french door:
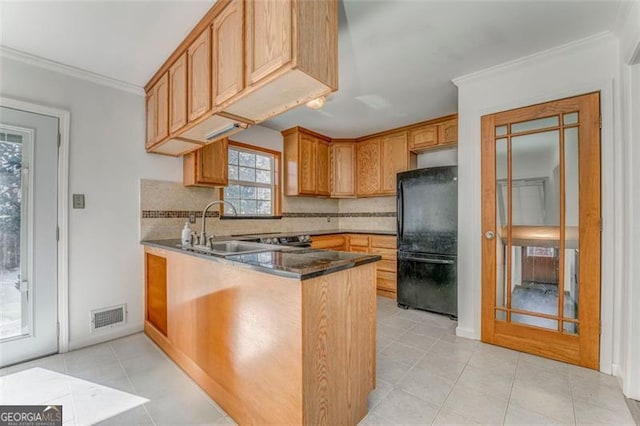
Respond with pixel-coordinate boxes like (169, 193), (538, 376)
(481, 92), (601, 369)
(0, 106), (59, 367)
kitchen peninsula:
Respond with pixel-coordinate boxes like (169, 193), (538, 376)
(142, 240), (380, 425)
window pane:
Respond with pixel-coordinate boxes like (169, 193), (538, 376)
(240, 185), (256, 199)
(256, 155), (271, 170)
(256, 187), (271, 200)
(239, 167), (255, 182)
(225, 201), (239, 215)
(229, 165), (238, 180)
(257, 201), (271, 215)
(495, 125), (507, 136)
(239, 152), (255, 167)
(563, 112), (578, 125)
(256, 169), (271, 184)
(229, 149), (239, 165)
(240, 200), (256, 215)
(511, 116), (559, 133)
(224, 185), (240, 199)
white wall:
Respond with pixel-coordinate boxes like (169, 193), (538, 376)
(0, 56), (182, 349)
(452, 33), (620, 375)
(417, 147), (457, 168)
(616, 0), (640, 400)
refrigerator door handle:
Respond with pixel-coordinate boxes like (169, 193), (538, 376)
(397, 181), (404, 239)
(400, 256), (455, 265)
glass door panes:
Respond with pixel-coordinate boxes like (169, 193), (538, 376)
(225, 146), (274, 216)
(0, 131), (28, 340)
(493, 113), (581, 334)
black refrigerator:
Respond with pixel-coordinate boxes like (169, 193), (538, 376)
(396, 166), (458, 317)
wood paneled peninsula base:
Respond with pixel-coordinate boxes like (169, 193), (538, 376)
(142, 241), (380, 425)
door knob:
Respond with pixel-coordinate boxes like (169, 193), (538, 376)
(485, 231), (495, 240)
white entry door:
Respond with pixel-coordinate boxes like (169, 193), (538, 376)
(0, 106), (59, 367)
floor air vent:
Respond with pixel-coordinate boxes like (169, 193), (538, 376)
(91, 304), (126, 332)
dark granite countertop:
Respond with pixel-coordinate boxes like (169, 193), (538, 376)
(232, 229), (396, 238)
(142, 239), (381, 280)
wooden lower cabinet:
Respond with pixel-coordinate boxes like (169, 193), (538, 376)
(143, 246), (376, 425)
(310, 234), (346, 251)
(145, 250), (168, 336)
(344, 234), (397, 299)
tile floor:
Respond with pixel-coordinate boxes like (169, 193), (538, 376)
(0, 296), (635, 425)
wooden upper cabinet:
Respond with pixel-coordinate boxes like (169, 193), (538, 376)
(145, 89), (157, 149)
(155, 73), (169, 143)
(213, 0), (244, 106)
(408, 116), (458, 152)
(409, 124), (438, 151)
(356, 138), (381, 196)
(145, 72), (169, 148)
(381, 131), (408, 194)
(188, 28), (212, 121)
(283, 127), (330, 196)
(438, 118), (458, 146)
(330, 141), (356, 197)
(245, 0), (292, 86)
(298, 134), (317, 194)
(316, 140), (330, 196)
(169, 54), (188, 133)
(183, 138), (229, 187)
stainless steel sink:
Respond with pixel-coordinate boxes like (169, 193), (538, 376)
(184, 240), (281, 257)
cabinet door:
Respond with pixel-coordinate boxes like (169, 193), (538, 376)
(155, 72), (169, 143)
(188, 28), (211, 121)
(169, 53), (188, 133)
(356, 138), (381, 196)
(316, 139), (330, 196)
(299, 134), (317, 194)
(381, 132), (408, 194)
(245, 0), (292, 85)
(213, 0), (244, 105)
(145, 252), (167, 336)
(330, 142), (356, 197)
(197, 138), (229, 186)
(409, 124), (438, 151)
(438, 118), (458, 146)
(145, 89), (156, 149)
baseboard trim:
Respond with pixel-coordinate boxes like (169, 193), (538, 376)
(625, 397), (640, 425)
(67, 322), (143, 351)
(455, 326), (478, 340)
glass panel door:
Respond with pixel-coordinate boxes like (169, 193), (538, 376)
(481, 93), (601, 369)
(0, 129), (31, 341)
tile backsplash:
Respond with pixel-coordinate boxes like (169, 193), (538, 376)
(139, 179), (396, 240)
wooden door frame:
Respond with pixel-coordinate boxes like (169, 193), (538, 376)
(480, 92), (601, 369)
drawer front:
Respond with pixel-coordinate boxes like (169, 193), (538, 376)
(377, 270), (397, 281)
(376, 259), (397, 272)
(349, 246), (369, 254)
(348, 235), (370, 247)
(370, 235), (396, 249)
(311, 235), (345, 250)
(377, 276), (397, 292)
(369, 247), (397, 260)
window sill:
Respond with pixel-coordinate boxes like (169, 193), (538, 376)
(220, 215), (283, 220)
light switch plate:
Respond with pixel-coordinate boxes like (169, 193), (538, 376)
(73, 194), (85, 209)
(189, 211), (196, 224)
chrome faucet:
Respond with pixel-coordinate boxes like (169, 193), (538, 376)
(198, 200), (238, 246)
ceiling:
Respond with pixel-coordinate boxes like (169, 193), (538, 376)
(0, 0), (626, 138)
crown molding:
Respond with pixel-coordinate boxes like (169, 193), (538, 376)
(0, 45), (145, 96)
(452, 31), (616, 87)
